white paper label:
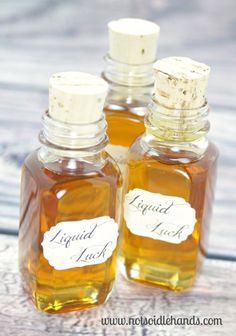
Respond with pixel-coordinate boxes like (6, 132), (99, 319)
(124, 189), (197, 244)
(41, 216), (119, 270)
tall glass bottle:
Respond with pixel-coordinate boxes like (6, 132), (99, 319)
(120, 57), (218, 291)
(102, 18), (160, 173)
(19, 72), (122, 313)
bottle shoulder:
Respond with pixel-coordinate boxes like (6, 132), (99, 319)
(104, 105), (146, 120)
(126, 137), (218, 195)
(22, 148), (122, 190)
(128, 135), (218, 167)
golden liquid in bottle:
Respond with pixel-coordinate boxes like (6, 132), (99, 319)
(104, 107), (145, 174)
(120, 140), (218, 291)
(105, 107), (145, 147)
(19, 150), (121, 313)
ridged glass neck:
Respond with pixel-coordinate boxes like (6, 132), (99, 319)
(141, 100), (210, 162)
(102, 55), (155, 115)
(103, 54), (155, 87)
(39, 111), (108, 155)
(145, 100), (210, 142)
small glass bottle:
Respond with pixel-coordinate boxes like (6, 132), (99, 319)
(19, 72), (122, 313)
(102, 18), (160, 173)
(120, 57), (218, 291)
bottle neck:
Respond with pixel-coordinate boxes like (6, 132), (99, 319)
(142, 100), (210, 161)
(40, 111), (107, 150)
(39, 111), (108, 159)
(102, 54), (155, 115)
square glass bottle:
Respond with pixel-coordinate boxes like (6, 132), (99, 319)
(19, 72), (122, 313)
(120, 57), (218, 291)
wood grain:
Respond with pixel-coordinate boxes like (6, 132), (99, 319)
(0, 1), (235, 334)
(0, 234), (235, 335)
(0, 1), (235, 255)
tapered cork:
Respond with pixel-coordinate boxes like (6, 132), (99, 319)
(49, 72), (108, 124)
(108, 18), (160, 65)
(153, 57), (210, 109)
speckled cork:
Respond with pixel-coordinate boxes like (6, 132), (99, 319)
(108, 18), (160, 65)
(49, 72), (108, 124)
(153, 57), (210, 109)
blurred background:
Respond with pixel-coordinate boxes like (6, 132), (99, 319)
(0, 0), (235, 258)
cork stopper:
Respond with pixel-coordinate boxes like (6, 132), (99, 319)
(153, 57), (210, 109)
(49, 72), (108, 124)
(108, 18), (160, 65)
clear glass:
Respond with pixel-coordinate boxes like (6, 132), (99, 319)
(102, 55), (155, 173)
(19, 115), (122, 313)
(119, 102), (218, 291)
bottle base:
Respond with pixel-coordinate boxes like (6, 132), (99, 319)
(23, 281), (114, 314)
(118, 258), (196, 291)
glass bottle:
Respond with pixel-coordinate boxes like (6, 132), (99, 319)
(102, 18), (160, 173)
(19, 72), (122, 313)
(120, 57), (218, 291)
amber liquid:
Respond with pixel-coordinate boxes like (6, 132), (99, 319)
(104, 107), (145, 174)
(19, 150), (121, 313)
(120, 137), (218, 291)
(105, 107), (145, 147)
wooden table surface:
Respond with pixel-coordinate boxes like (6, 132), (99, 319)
(0, 0), (235, 335)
